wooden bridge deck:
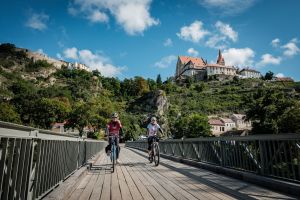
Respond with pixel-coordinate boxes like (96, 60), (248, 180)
(44, 147), (297, 200)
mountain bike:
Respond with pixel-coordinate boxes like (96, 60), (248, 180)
(149, 136), (160, 166)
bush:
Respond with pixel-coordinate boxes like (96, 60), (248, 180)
(25, 60), (53, 72)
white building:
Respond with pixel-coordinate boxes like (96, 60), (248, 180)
(230, 114), (252, 130)
(206, 64), (236, 76)
(239, 68), (261, 79)
(175, 50), (236, 81)
(209, 119), (225, 136)
(220, 118), (236, 132)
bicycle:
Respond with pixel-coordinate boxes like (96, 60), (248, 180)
(109, 135), (118, 173)
(149, 136), (160, 166)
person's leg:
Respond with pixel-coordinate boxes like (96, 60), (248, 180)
(148, 136), (153, 157)
(116, 137), (120, 159)
(106, 137), (112, 154)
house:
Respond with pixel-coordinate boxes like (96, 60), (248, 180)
(51, 122), (65, 133)
(208, 119), (225, 136)
(230, 114), (252, 130)
(274, 77), (294, 82)
(220, 118), (236, 132)
(175, 50), (236, 81)
(175, 56), (207, 80)
(239, 68), (261, 79)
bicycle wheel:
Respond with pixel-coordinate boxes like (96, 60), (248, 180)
(153, 143), (160, 166)
(111, 144), (116, 173)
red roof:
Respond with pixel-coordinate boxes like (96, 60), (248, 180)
(179, 56), (206, 67)
(209, 119), (224, 126)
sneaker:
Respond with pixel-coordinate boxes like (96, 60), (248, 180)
(116, 159), (121, 164)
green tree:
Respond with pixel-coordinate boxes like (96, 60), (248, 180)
(264, 71), (274, 80)
(278, 103), (300, 133)
(173, 113), (212, 138)
(66, 101), (93, 136)
(246, 89), (295, 134)
(0, 102), (21, 123)
(32, 97), (71, 129)
(156, 74), (162, 87)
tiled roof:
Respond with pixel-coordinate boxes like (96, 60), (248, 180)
(179, 56), (206, 67)
(209, 119), (224, 126)
(240, 68), (260, 73)
(231, 114), (246, 120)
(221, 118), (234, 123)
(275, 77), (294, 82)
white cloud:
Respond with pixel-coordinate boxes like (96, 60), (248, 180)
(63, 47), (78, 60)
(281, 41), (300, 57)
(69, 0), (159, 35)
(61, 47), (125, 76)
(197, 0), (257, 15)
(78, 49), (125, 77)
(25, 12), (49, 31)
(275, 73), (285, 78)
(223, 48), (255, 66)
(154, 55), (177, 68)
(36, 49), (45, 55)
(87, 10), (109, 23)
(163, 38), (173, 47)
(56, 53), (62, 59)
(291, 38), (299, 43)
(256, 53), (282, 67)
(177, 20), (209, 43)
(215, 21), (238, 42)
(206, 35), (227, 49)
(271, 38), (280, 48)
(187, 48), (199, 57)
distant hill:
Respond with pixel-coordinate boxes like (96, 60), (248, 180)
(1, 43), (300, 138)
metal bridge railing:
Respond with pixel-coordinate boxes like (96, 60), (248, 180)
(126, 134), (300, 183)
(0, 121), (106, 200)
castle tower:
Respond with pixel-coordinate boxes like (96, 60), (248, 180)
(217, 49), (225, 66)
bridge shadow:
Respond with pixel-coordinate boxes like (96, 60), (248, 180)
(129, 149), (296, 200)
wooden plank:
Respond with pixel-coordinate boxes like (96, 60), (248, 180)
(111, 165), (122, 200)
(100, 156), (112, 200)
(125, 155), (176, 200)
(67, 174), (92, 200)
(122, 156), (154, 200)
(146, 185), (165, 200)
(89, 167), (106, 200)
(79, 173), (99, 199)
(119, 159), (143, 200)
(116, 166), (133, 200)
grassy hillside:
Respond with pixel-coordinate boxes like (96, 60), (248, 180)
(1, 43), (300, 139)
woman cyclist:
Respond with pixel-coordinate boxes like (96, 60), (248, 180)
(147, 117), (163, 160)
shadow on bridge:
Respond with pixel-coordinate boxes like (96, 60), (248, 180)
(45, 147), (297, 200)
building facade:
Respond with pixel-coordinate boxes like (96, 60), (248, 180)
(239, 68), (261, 79)
(175, 50), (236, 81)
(230, 114), (252, 130)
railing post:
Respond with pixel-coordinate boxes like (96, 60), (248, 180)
(258, 140), (266, 176)
(27, 138), (40, 200)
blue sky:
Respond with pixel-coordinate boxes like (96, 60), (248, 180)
(0, 0), (299, 80)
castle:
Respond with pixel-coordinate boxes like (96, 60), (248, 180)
(175, 50), (261, 81)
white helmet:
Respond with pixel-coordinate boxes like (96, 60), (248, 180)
(151, 117), (157, 122)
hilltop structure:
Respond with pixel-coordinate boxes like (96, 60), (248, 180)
(175, 50), (262, 81)
(21, 48), (91, 72)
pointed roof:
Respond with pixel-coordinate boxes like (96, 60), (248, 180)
(178, 56), (206, 67)
(217, 49), (225, 66)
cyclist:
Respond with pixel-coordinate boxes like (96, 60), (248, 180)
(147, 117), (163, 160)
(105, 112), (123, 163)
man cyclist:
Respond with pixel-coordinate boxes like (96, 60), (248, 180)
(147, 117), (163, 160)
(105, 112), (123, 163)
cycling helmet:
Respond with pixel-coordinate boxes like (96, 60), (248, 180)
(151, 117), (157, 122)
(111, 112), (119, 118)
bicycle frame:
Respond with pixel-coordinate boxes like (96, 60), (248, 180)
(109, 135), (118, 172)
